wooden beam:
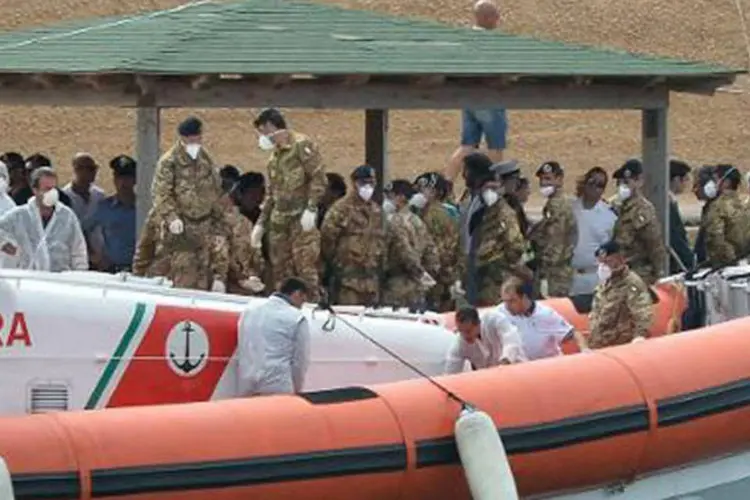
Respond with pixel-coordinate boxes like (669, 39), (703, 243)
(641, 108), (671, 274)
(259, 74), (292, 88)
(190, 74), (217, 90)
(364, 109), (389, 203)
(0, 75), (677, 109)
(135, 107), (161, 240)
(410, 75), (446, 87)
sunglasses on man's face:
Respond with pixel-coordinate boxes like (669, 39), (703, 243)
(586, 179), (606, 189)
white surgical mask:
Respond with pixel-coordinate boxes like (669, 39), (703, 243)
(0, 178), (7, 193)
(258, 135), (275, 151)
(358, 184), (374, 201)
(42, 188), (59, 207)
(703, 180), (718, 199)
(409, 192), (428, 209)
(597, 263), (612, 283)
(482, 189), (499, 207)
(617, 184), (632, 201)
(382, 199), (396, 214)
(540, 185), (556, 198)
(185, 143), (201, 160)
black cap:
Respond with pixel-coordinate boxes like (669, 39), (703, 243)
(414, 172), (441, 190)
(715, 163), (740, 182)
(109, 155), (136, 177)
(351, 164), (375, 181)
(491, 159), (520, 179)
(536, 161), (564, 177)
(613, 159), (643, 180)
(595, 240), (621, 258)
(177, 116), (202, 137)
(669, 159), (691, 180)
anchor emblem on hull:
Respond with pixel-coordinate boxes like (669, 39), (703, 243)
(165, 320), (210, 377)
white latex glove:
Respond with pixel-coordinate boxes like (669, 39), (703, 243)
(300, 208), (317, 232)
(450, 280), (466, 299)
(169, 218), (184, 235)
(540, 279), (549, 297)
(631, 336), (646, 344)
(420, 272), (437, 289)
(241, 276), (266, 293)
(211, 278), (226, 293)
(250, 224), (264, 249)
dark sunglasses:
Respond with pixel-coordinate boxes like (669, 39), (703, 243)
(586, 179), (606, 189)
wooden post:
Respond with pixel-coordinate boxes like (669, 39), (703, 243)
(641, 108), (671, 274)
(135, 107), (161, 239)
(364, 109), (389, 202)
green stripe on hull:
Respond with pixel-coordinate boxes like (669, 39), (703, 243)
(85, 302), (147, 410)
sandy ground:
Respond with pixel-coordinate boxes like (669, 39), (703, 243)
(0, 0), (747, 207)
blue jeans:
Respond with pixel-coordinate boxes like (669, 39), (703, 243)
(461, 109), (508, 150)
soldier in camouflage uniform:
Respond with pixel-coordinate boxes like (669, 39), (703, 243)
(381, 179), (437, 308)
(703, 164), (750, 267)
(250, 109), (325, 300)
(216, 175), (265, 296)
(458, 155), (527, 307)
(411, 171), (460, 311)
(150, 116), (229, 291)
(528, 161), (577, 297)
(588, 241), (654, 348)
(131, 207), (171, 278)
(320, 165), (385, 305)
(610, 159), (666, 285)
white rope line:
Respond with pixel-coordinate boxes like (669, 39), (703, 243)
(0, 0), (214, 52)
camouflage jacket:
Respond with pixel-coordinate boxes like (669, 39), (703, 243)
(704, 190), (750, 267)
(612, 193), (665, 284)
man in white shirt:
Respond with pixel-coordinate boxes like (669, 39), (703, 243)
(236, 277), (311, 396)
(499, 277), (588, 360)
(444, 306), (527, 374)
(571, 167), (617, 295)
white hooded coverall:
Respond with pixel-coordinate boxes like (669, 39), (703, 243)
(0, 162), (14, 217)
(444, 309), (528, 374)
(237, 293), (311, 396)
(0, 201), (88, 271)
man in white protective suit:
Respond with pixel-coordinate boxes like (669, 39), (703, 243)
(0, 162), (14, 216)
(444, 306), (528, 374)
(237, 277), (311, 396)
(0, 167), (88, 271)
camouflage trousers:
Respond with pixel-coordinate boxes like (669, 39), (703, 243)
(163, 217), (228, 291)
(382, 275), (423, 309)
(630, 263), (658, 286)
(540, 266), (573, 298)
(336, 279), (379, 306)
(268, 216), (320, 301)
(427, 283), (454, 312)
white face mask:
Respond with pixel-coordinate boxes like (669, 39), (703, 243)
(41, 188), (59, 207)
(617, 184), (632, 201)
(185, 143), (201, 160)
(0, 178), (7, 193)
(409, 193), (428, 209)
(482, 189), (499, 207)
(540, 185), (556, 198)
(258, 135), (275, 151)
(703, 180), (718, 199)
(597, 263), (612, 283)
(358, 184), (374, 202)
(382, 199), (396, 214)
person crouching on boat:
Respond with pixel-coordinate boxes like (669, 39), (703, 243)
(498, 276), (589, 359)
(237, 277), (311, 396)
(444, 306), (527, 374)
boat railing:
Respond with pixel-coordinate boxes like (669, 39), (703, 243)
(325, 305), (446, 326)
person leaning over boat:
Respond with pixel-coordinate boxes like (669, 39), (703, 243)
(237, 277), (311, 396)
(444, 306), (527, 374)
(498, 277), (589, 359)
(588, 241), (654, 349)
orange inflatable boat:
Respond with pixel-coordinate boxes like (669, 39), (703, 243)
(4, 311), (743, 500)
(444, 280), (687, 354)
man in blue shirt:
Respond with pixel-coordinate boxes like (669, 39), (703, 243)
(86, 155), (136, 273)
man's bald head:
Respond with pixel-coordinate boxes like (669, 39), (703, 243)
(473, 0), (499, 30)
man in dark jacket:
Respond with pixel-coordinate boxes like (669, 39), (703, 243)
(668, 159), (694, 274)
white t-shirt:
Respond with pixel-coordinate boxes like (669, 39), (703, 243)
(571, 198), (617, 271)
(444, 309), (528, 374)
(497, 302), (573, 361)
